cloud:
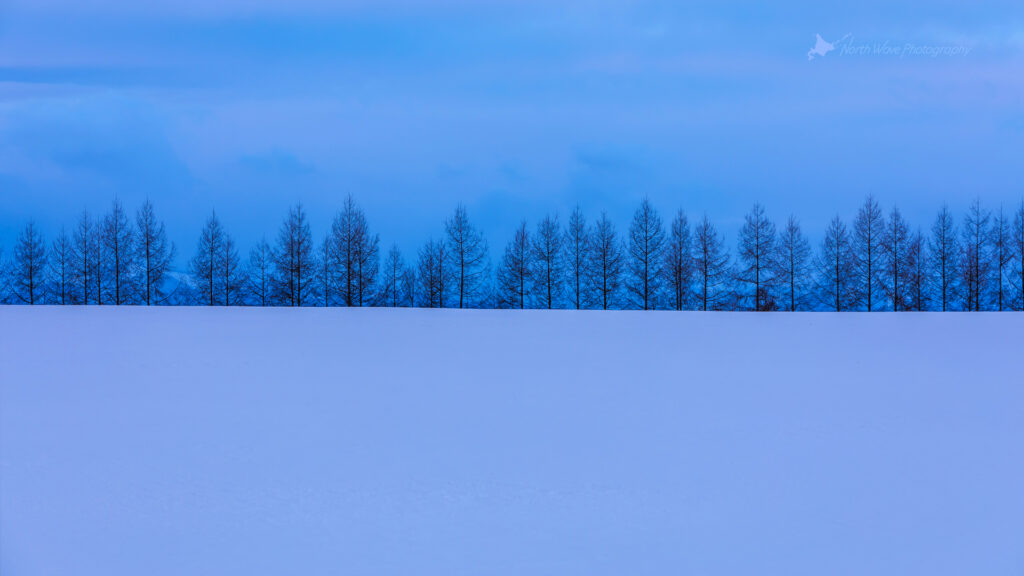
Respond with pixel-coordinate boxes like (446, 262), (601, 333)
(0, 94), (190, 186)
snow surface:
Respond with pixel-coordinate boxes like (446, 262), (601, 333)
(1, 307), (1023, 575)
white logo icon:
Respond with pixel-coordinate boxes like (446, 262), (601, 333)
(807, 33), (850, 61)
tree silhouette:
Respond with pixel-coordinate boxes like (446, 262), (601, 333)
(736, 203), (777, 311)
(815, 216), (855, 312)
(693, 215), (730, 311)
(272, 204), (317, 307)
(497, 222), (532, 309)
(626, 199), (665, 310)
(852, 195), (885, 311)
(11, 222), (47, 305)
(446, 205), (489, 309)
(663, 209), (694, 311)
(588, 212), (623, 311)
(928, 205), (959, 311)
(531, 214), (564, 309)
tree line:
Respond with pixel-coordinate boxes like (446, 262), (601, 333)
(2, 195), (1023, 311)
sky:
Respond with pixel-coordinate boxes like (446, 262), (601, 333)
(0, 0), (1022, 263)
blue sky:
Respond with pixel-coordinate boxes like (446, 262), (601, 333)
(1, 0), (1022, 261)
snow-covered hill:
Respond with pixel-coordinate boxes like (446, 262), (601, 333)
(2, 308), (1022, 575)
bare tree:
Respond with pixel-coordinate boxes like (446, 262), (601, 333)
(446, 205), (489, 309)
(100, 199), (136, 305)
(190, 212), (226, 306)
(905, 230), (928, 311)
(531, 214), (564, 309)
(272, 204), (318, 307)
(496, 222), (532, 309)
(736, 203), (777, 311)
(11, 221), (47, 305)
(222, 233), (244, 306)
(71, 210), (97, 305)
(815, 215), (856, 312)
(246, 238), (273, 306)
(48, 229), (75, 305)
(881, 206), (910, 311)
(135, 200), (175, 305)
(0, 244), (7, 304)
(775, 215), (812, 311)
(319, 238), (332, 307)
(380, 244), (413, 307)
(1012, 202), (1024, 311)
(991, 205), (1013, 311)
(662, 209), (693, 311)
(960, 198), (991, 311)
(401, 265), (416, 307)
(564, 206), (591, 309)
(355, 218), (380, 307)
(325, 196), (379, 307)
(692, 215), (731, 311)
(416, 238), (450, 308)
(587, 212), (623, 310)
(92, 221), (108, 305)
(928, 205), (959, 311)
(627, 199), (665, 310)
(187, 213), (241, 306)
(852, 194), (885, 311)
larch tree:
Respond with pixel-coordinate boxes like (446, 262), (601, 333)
(928, 205), (959, 311)
(101, 199), (136, 305)
(959, 198), (991, 311)
(135, 200), (175, 306)
(71, 210), (97, 305)
(881, 206), (910, 311)
(272, 204), (318, 307)
(692, 215), (731, 311)
(662, 209), (694, 311)
(416, 238), (450, 308)
(564, 206), (591, 310)
(991, 205), (1013, 311)
(496, 222), (532, 309)
(905, 230), (928, 311)
(531, 214), (564, 309)
(775, 215), (812, 312)
(1012, 202), (1024, 310)
(221, 232), (244, 306)
(355, 221), (380, 307)
(11, 221), (47, 305)
(587, 212), (623, 311)
(626, 198), (665, 310)
(48, 229), (75, 305)
(401, 265), (417, 307)
(815, 215), (856, 312)
(736, 203), (777, 311)
(325, 196), (379, 307)
(246, 238), (273, 306)
(190, 212), (226, 306)
(320, 237), (333, 307)
(852, 194), (885, 311)
(91, 214), (107, 305)
(0, 245), (6, 304)
(445, 205), (489, 309)
(380, 244), (412, 307)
